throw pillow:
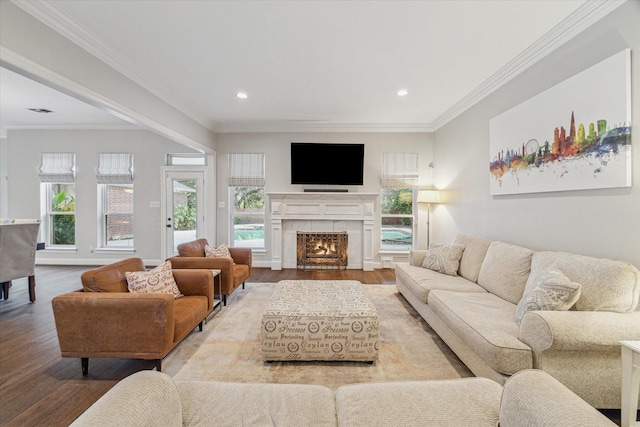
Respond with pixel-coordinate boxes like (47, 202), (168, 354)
(421, 244), (465, 276)
(515, 264), (581, 325)
(205, 242), (231, 258)
(125, 260), (183, 298)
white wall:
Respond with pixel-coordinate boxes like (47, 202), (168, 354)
(6, 128), (198, 265)
(216, 132), (434, 267)
(433, 1), (640, 268)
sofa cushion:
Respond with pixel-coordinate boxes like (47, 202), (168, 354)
(526, 251), (640, 312)
(173, 296), (209, 342)
(477, 241), (534, 305)
(395, 263), (487, 304)
(515, 265), (581, 324)
(421, 244), (465, 276)
(81, 257), (146, 293)
(69, 371), (183, 427)
(205, 242), (231, 258)
(452, 233), (493, 283)
(176, 380), (337, 427)
(336, 378), (502, 427)
(428, 290), (532, 375)
(177, 238), (208, 257)
(125, 260), (183, 299)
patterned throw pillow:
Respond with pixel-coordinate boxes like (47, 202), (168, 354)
(205, 242), (231, 258)
(515, 264), (581, 325)
(125, 260), (183, 298)
(421, 244), (465, 276)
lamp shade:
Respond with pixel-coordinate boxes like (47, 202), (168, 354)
(417, 189), (441, 204)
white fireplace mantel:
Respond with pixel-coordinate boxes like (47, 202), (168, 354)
(267, 192), (379, 271)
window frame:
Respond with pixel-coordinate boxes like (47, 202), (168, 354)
(379, 187), (417, 252)
(98, 183), (134, 249)
(229, 185), (265, 250)
(42, 182), (77, 248)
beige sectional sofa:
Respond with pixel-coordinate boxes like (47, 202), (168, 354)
(70, 369), (615, 426)
(395, 233), (640, 409)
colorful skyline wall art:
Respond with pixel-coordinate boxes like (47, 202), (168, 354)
(489, 49), (631, 195)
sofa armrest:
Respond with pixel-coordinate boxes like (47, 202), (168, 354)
(519, 310), (640, 352)
(70, 371), (182, 427)
(168, 256), (235, 290)
(500, 370), (616, 426)
(229, 247), (252, 267)
(52, 292), (175, 357)
(169, 256), (233, 271)
(172, 269), (214, 312)
(408, 250), (428, 267)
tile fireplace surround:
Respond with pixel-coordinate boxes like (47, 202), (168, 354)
(268, 192), (379, 271)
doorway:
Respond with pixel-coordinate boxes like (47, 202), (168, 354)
(163, 170), (205, 258)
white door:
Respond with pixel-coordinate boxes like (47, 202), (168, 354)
(164, 171), (205, 258)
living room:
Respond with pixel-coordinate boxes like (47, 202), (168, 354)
(1, 1), (639, 425)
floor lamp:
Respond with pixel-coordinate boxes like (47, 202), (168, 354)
(417, 190), (441, 249)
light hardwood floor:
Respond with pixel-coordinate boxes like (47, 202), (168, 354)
(0, 265), (395, 426)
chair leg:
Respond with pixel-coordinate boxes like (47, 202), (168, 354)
(81, 358), (89, 376)
(242, 282), (245, 289)
(155, 359), (162, 372)
(28, 276), (36, 302)
(1, 281), (11, 300)
(199, 320), (204, 332)
(222, 295), (227, 306)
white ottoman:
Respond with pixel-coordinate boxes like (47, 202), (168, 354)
(261, 280), (379, 362)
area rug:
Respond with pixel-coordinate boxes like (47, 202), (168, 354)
(163, 282), (472, 389)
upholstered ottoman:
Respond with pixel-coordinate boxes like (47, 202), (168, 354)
(261, 280), (379, 362)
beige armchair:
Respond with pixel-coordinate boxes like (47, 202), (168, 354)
(168, 239), (251, 305)
(0, 220), (41, 301)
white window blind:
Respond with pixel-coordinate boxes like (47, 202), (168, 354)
(228, 153), (265, 186)
(380, 153), (419, 188)
(97, 153), (134, 184)
(39, 153), (76, 183)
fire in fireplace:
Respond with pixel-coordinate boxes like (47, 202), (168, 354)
(296, 231), (348, 270)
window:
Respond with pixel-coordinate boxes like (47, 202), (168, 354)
(380, 188), (414, 251)
(97, 153), (134, 248)
(167, 153), (206, 166)
(229, 153), (265, 249)
(100, 184), (134, 247)
(380, 153), (418, 251)
(39, 153), (76, 247)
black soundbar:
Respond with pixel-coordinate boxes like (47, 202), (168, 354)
(303, 189), (349, 193)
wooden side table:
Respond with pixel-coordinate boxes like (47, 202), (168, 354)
(621, 340), (640, 427)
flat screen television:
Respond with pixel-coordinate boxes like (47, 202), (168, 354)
(291, 142), (364, 186)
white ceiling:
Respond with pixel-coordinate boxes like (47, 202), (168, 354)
(0, 67), (130, 137)
(2, 0), (604, 138)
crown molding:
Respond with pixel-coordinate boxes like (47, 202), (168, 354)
(430, 0), (627, 130)
(213, 122), (435, 134)
(11, 0), (627, 135)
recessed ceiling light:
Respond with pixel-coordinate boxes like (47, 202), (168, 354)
(396, 89), (409, 97)
(236, 92), (248, 99)
(27, 108), (54, 113)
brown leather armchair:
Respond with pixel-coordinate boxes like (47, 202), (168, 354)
(168, 239), (251, 305)
(52, 258), (215, 375)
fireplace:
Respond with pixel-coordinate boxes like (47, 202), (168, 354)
(267, 192), (378, 270)
(296, 231), (348, 270)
